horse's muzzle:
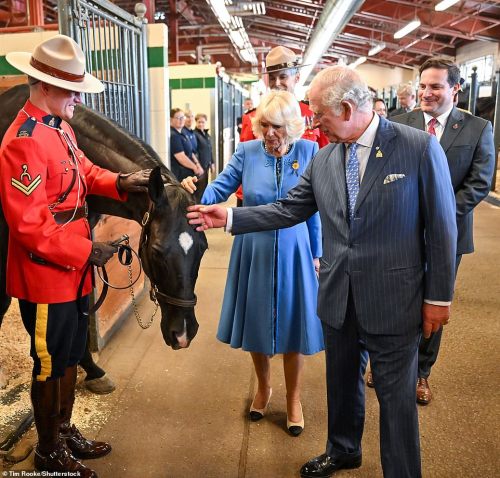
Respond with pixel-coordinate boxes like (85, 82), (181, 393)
(160, 305), (199, 350)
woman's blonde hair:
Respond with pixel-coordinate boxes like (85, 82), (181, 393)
(252, 91), (304, 142)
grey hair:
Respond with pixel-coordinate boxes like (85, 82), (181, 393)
(397, 83), (415, 97)
(310, 66), (373, 114)
(251, 90), (304, 142)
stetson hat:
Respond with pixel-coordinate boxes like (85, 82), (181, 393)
(261, 46), (308, 75)
(6, 35), (104, 93)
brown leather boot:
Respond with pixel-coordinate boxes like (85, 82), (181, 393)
(34, 439), (98, 478)
(31, 379), (98, 477)
(60, 365), (112, 459)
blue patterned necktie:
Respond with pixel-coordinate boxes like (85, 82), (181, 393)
(346, 143), (360, 222)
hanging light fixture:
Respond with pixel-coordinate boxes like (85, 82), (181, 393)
(368, 42), (386, 56)
(435, 0), (460, 12)
(394, 19), (421, 39)
(348, 56), (367, 69)
(206, 0), (258, 64)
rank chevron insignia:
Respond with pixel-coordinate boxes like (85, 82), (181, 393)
(11, 174), (42, 196)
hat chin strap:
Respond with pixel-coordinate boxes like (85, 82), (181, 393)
(30, 57), (85, 83)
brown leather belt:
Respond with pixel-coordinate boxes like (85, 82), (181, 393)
(52, 203), (88, 224)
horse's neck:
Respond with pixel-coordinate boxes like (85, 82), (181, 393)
(87, 194), (150, 225)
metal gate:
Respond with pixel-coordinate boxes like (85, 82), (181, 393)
(217, 77), (242, 168)
(57, 0), (150, 142)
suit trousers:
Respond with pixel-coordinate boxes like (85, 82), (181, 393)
(418, 255), (462, 378)
(323, 290), (421, 478)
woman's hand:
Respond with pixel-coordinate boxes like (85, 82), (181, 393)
(187, 205), (228, 231)
(180, 176), (198, 194)
(194, 164), (204, 176)
(313, 258), (320, 278)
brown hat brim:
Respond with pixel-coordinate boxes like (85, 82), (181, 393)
(6, 52), (104, 93)
(258, 62), (310, 76)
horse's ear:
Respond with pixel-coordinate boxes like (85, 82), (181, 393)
(148, 166), (165, 205)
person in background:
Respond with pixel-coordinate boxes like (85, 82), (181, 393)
(193, 113), (215, 197)
(389, 84), (417, 117)
(183, 109), (198, 157)
(187, 65), (457, 478)
(373, 98), (387, 118)
(237, 97), (255, 136)
(391, 58), (495, 405)
(0, 35), (150, 477)
(181, 90), (323, 437)
(170, 108), (204, 181)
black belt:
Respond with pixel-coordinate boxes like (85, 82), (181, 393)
(52, 203), (88, 224)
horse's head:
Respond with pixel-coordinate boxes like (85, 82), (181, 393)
(139, 167), (208, 350)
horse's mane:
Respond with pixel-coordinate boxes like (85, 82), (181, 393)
(72, 106), (175, 182)
(165, 180), (195, 210)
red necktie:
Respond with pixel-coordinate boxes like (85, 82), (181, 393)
(427, 118), (438, 136)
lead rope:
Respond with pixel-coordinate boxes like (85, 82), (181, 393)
(128, 263), (158, 329)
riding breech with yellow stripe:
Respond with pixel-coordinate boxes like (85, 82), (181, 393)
(18, 296), (89, 381)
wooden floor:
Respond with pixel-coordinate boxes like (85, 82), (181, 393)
(2, 200), (500, 478)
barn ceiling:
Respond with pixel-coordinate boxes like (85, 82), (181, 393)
(1, 0), (499, 76)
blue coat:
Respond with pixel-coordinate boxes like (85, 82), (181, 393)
(202, 139), (324, 355)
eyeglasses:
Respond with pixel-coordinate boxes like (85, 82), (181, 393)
(174, 115), (185, 120)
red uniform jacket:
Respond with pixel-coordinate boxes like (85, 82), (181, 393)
(0, 100), (126, 303)
(236, 101), (329, 200)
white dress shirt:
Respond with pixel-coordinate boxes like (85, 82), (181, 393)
(423, 107), (453, 142)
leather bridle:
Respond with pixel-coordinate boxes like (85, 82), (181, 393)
(139, 200), (198, 309)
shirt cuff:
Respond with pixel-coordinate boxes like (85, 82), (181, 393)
(424, 299), (451, 306)
(225, 207), (233, 234)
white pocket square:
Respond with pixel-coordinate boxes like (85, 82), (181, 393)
(383, 174), (405, 185)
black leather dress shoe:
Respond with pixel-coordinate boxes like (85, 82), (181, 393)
(300, 453), (362, 478)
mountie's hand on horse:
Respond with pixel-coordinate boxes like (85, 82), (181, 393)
(117, 169), (152, 193)
(89, 242), (118, 267)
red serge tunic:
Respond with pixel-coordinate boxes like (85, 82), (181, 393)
(0, 100), (126, 304)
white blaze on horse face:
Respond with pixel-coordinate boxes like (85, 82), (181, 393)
(178, 231), (194, 255)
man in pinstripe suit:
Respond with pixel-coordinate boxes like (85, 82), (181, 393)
(187, 66), (457, 478)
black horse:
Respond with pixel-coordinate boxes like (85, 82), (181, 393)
(0, 84), (208, 351)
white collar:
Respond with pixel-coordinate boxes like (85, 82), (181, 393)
(423, 106), (453, 127)
(355, 112), (379, 148)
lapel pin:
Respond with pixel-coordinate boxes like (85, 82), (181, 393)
(452, 123), (459, 129)
(376, 147), (383, 158)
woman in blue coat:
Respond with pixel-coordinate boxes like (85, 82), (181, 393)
(181, 91), (323, 436)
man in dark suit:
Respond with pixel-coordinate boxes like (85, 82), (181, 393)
(389, 83), (417, 117)
(187, 65), (457, 478)
(391, 58), (495, 405)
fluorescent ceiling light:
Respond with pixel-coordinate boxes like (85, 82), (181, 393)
(240, 48), (257, 63)
(298, 0), (365, 87)
(229, 29), (245, 49)
(394, 20), (421, 39)
(435, 0), (460, 12)
(368, 42), (386, 56)
(349, 56), (367, 69)
(206, 0), (258, 65)
(208, 0), (231, 26)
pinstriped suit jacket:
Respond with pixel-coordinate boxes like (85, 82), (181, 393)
(232, 117), (458, 335)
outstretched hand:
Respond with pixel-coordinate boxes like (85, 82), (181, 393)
(187, 205), (228, 231)
(422, 303), (450, 338)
